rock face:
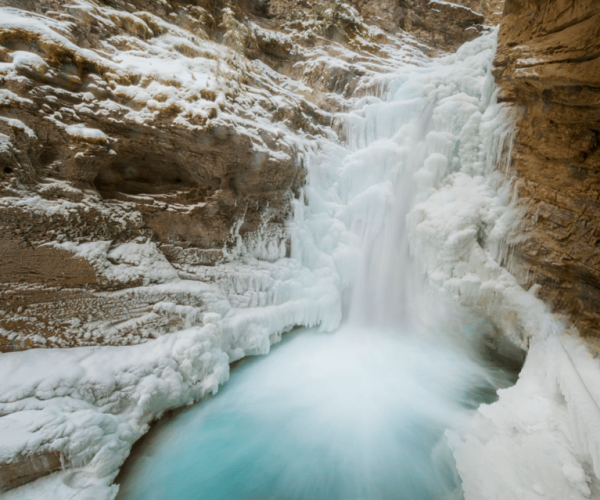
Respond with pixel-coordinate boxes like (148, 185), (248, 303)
(0, 452), (62, 492)
(493, 0), (600, 338)
(452, 0), (505, 25)
(0, 0), (437, 351)
(0, 0), (307, 350)
(326, 0), (486, 52)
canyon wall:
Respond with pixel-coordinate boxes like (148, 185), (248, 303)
(0, 0), (304, 350)
(0, 0), (487, 352)
(493, 0), (600, 340)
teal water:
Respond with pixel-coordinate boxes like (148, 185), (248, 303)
(114, 28), (520, 500)
(116, 325), (516, 500)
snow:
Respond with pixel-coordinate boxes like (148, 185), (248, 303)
(52, 241), (178, 285)
(0, 8), (113, 73)
(429, 0), (482, 16)
(0, 322), (231, 499)
(0, 90), (33, 107)
(0, 117), (36, 139)
(65, 124), (109, 143)
(11, 51), (49, 78)
(0, 5), (235, 134)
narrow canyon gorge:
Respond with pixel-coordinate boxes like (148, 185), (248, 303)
(0, 0), (599, 499)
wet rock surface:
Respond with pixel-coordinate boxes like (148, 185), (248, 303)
(493, 0), (600, 338)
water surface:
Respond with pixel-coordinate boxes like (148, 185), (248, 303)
(117, 323), (516, 500)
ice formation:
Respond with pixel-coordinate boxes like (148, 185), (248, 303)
(2, 19), (600, 500)
(449, 330), (600, 500)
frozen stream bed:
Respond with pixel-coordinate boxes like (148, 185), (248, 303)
(116, 325), (517, 500)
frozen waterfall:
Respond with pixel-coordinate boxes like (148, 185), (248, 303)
(114, 30), (525, 500)
(4, 15), (600, 500)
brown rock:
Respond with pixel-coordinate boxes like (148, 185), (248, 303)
(0, 452), (63, 491)
(271, 0), (489, 52)
(494, 0), (600, 337)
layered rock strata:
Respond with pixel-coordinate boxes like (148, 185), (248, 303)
(271, 0), (487, 52)
(0, 0), (429, 351)
(493, 0), (600, 339)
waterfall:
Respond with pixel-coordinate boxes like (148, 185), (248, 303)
(112, 25), (600, 500)
(4, 11), (600, 500)
(346, 100), (433, 328)
(115, 28), (524, 500)
(288, 28), (519, 343)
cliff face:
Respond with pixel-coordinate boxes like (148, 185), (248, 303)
(269, 0), (490, 54)
(493, 0), (600, 338)
(344, 0), (487, 51)
(0, 1), (391, 351)
(0, 0), (490, 352)
(0, 0), (302, 350)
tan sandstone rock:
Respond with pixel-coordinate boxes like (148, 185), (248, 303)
(270, 0), (488, 53)
(493, 0), (600, 338)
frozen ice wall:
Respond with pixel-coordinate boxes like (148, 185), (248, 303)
(288, 27), (600, 500)
(289, 29), (521, 332)
(112, 30), (526, 499)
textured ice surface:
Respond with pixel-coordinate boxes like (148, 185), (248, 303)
(450, 328), (600, 500)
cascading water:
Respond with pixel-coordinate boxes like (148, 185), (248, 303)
(116, 30), (520, 500)
(346, 100), (433, 328)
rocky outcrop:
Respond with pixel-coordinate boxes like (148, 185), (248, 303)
(357, 0), (487, 51)
(269, 0), (487, 52)
(493, 0), (600, 338)
(0, 0), (306, 350)
(0, 452), (62, 492)
(452, 0), (504, 25)
(0, 0), (433, 351)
